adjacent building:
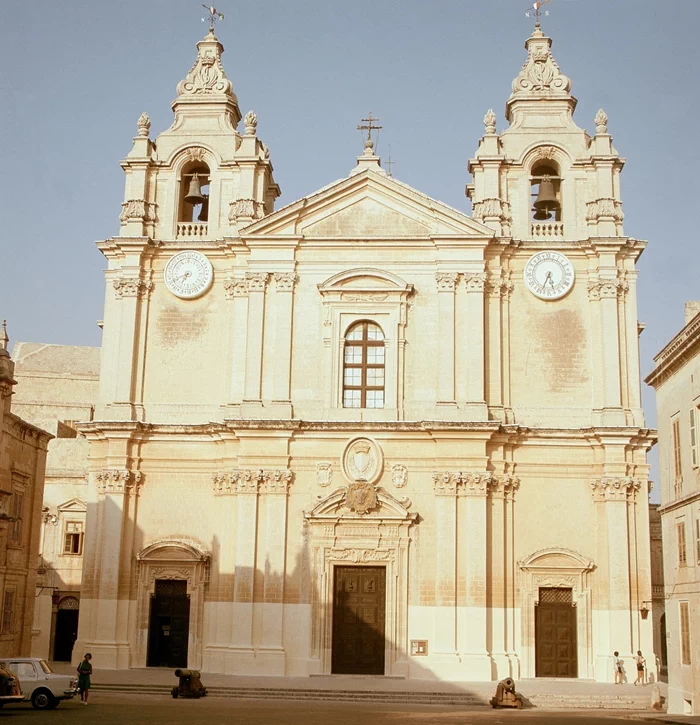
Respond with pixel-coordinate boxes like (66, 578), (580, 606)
(0, 324), (52, 658)
(8, 342), (99, 662)
(646, 302), (700, 714)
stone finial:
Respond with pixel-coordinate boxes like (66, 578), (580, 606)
(594, 108), (608, 134)
(137, 112), (151, 137)
(483, 109), (497, 135)
(244, 110), (258, 135)
(0, 320), (8, 353)
(176, 28), (233, 98)
(510, 25), (572, 98)
(363, 137), (375, 156)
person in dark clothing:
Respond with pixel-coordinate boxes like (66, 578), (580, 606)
(77, 653), (92, 705)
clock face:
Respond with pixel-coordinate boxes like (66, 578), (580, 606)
(524, 250), (575, 300)
(164, 251), (213, 299)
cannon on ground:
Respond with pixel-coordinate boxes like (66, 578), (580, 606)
(490, 677), (523, 709)
(171, 669), (207, 699)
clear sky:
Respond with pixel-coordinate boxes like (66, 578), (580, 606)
(2, 0), (699, 488)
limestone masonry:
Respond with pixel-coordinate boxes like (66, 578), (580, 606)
(17, 24), (657, 683)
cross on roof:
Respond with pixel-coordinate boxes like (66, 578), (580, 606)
(357, 112), (383, 145)
(385, 145), (395, 177)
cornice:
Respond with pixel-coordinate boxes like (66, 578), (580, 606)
(4, 413), (53, 445)
(646, 312), (700, 389)
(657, 488), (700, 515)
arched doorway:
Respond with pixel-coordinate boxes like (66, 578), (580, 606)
(53, 596), (79, 662)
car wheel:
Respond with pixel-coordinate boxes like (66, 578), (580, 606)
(31, 690), (55, 710)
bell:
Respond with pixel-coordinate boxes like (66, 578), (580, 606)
(533, 175), (560, 220)
(184, 174), (206, 205)
(197, 197), (209, 222)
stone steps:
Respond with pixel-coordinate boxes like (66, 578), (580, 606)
(92, 683), (653, 710)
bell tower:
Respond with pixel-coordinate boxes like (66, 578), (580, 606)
(467, 23), (624, 242)
(118, 28), (280, 242)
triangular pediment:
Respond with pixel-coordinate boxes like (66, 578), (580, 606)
(240, 169), (494, 240)
(56, 498), (87, 514)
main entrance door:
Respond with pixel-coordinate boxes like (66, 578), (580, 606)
(53, 597), (80, 662)
(332, 566), (386, 674)
(535, 587), (577, 677)
(147, 580), (190, 668)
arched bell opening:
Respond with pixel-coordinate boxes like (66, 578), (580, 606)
(178, 161), (210, 224)
(530, 162), (562, 222)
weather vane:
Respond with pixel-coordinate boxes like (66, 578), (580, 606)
(357, 112), (383, 153)
(525, 0), (551, 23)
(201, 4), (224, 31)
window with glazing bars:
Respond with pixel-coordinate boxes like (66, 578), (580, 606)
(342, 322), (385, 409)
(63, 521), (84, 555)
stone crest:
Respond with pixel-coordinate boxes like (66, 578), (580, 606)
(345, 481), (378, 515)
(391, 464), (407, 488)
(316, 462), (333, 487)
(341, 436), (383, 484)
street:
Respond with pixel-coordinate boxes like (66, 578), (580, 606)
(0, 693), (654, 725)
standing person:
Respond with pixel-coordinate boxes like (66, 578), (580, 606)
(634, 650), (646, 686)
(613, 651), (624, 684)
(77, 653), (92, 705)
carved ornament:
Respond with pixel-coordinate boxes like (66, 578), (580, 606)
(185, 146), (208, 163)
(594, 108), (608, 134)
(511, 29), (571, 95)
(586, 198), (624, 223)
(136, 112), (151, 137)
(486, 271), (514, 298)
(176, 31), (233, 97)
(316, 462), (333, 487)
(432, 471), (495, 497)
(483, 108), (497, 135)
(590, 476), (642, 502)
(229, 198), (263, 221)
(345, 481), (378, 515)
(340, 292), (389, 302)
(223, 277), (249, 299)
(341, 436), (383, 485)
(244, 272), (269, 292)
(244, 110), (258, 135)
(436, 272), (459, 292)
(587, 275), (628, 301)
(274, 272), (298, 292)
(119, 199), (157, 223)
(212, 469), (293, 496)
(95, 469), (142, 495)
(113, 277), (154, 299)
(325, 548), (395, 563)
(464, 272), (487, 293)
(391, 464), (407, 488)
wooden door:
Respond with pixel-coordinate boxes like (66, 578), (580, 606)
(147, 580), (190, 668)
(535, 587), (577, 677)
(332, 566), (386, 674)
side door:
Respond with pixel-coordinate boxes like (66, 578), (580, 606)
(9, 661), (37, 699)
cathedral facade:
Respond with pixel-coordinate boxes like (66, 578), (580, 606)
(73, 25), (656, 682)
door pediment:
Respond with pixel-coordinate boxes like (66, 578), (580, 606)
(304, 486), (416, 522)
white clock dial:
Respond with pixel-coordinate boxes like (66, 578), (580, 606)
(164, 250), (213, 299)
(524, 250), (575, 300)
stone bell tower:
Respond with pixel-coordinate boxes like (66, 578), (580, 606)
(118, 28), (280, 242)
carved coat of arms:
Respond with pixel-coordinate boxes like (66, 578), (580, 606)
(345, 481), (378, 515)
(341, 436), (383, 485)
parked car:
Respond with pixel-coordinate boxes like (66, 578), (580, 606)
(1, 658), (77, 709)
(0, 663), (24, 707)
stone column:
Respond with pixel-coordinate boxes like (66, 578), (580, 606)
(589, 273), (625, 426)
(229, 470), (261, 671)
(460, 471), (493, 678)
(223, 278), (249, 407)
(242, 273), (269, 411)
(431, 472), (459, 673)
(435, 274), (458, 408)
(591, 477), (634, 679)
(463, 274), (488, 420)
(75, 469), (141, 668)
(487, 475), (508, 677)
(111, 278), (152, 419)
(258, 470), (293, 673)
(270, 273), (297, 417)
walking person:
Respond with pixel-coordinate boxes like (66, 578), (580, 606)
(634, 650), (646, 686)
(613, 651), (624, 684)
(77, 653), (92, 705)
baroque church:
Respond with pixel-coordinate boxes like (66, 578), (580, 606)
(67, 23), (656, 682)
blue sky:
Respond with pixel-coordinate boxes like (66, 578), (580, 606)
(2, 0), (699, 487)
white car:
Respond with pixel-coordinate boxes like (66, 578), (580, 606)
(2, 658), (77, 709)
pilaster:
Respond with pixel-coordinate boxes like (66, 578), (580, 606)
(435, 273), (459, 408)
(242, 273), (269, 414)
(462, 273), (488, 420)
(269, 272), (297, 417)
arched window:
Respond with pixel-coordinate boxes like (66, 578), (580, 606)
(178, 161), (210, 223)
(343, 322), (385, 409)
(530, 162), (561, 221)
